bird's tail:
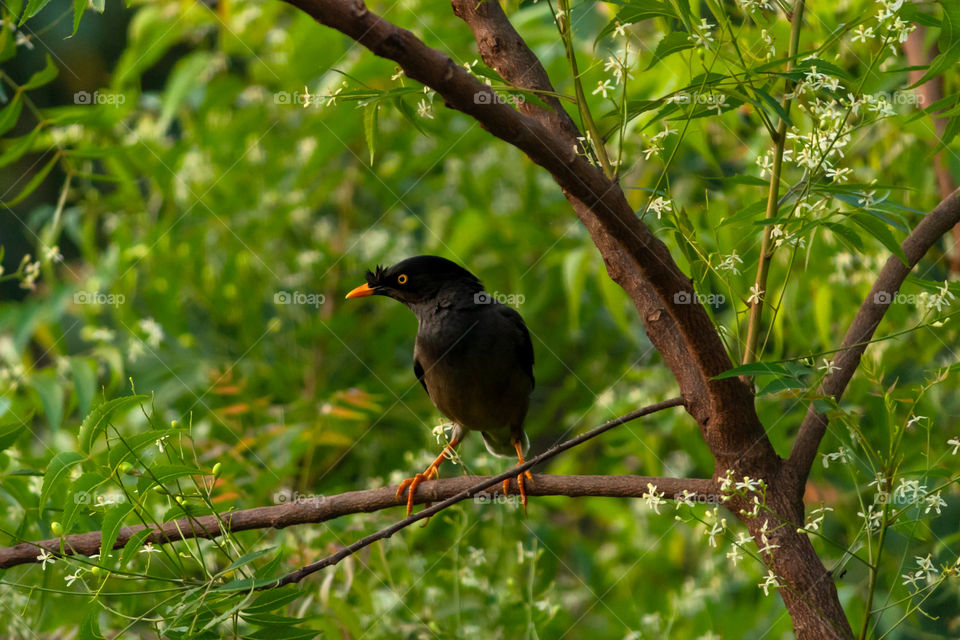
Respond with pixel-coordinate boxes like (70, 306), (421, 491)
(480, 429), (529, 458)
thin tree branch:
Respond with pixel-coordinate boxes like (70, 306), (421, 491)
(904, 26), (959, 272)
(787, 187), (960, 484)
(0, 398), (690, 571)
(266, 397), (687, 587)
(742, 0), (805, 366)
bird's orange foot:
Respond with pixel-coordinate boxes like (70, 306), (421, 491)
(395, 439), (459, 517)
(396, 469), (437, 517)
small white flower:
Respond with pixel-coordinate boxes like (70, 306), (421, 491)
(642, 483), (666, 514)
(416, 98), (434, 119)
(689, 19), (715, 48)
(592, 80), (615, 99)
(139, 542), (161, 554)
(818, 359), (840, 375)
(37, 549), (56, 570)
(758, 570), (781, 596)
(647, 196), (673, 220)
(852, 25), (874, 43)
(747, 285), (763, 305)
(726, 545), (743, 566)
(65, 570), (82, 586)
(948, 436), (960, 455)
(718, 251), (744, 275)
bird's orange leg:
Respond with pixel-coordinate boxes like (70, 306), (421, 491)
(502, 438), (534, 515)
(396, 439), (460, 516)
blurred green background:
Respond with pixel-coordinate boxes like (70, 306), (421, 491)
(1, 0), (958, 638)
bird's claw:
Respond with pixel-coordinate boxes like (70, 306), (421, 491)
(502, 471), (533, 516)
(396, 471), (432, 517)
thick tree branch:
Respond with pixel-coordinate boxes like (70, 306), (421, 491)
(2, 398), (688, 570)
(282, 0), (775, 473)
(0, 474), (713, 570)
(787, 187), (960, 483)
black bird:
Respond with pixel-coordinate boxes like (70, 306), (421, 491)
(345, 255), (535, 515)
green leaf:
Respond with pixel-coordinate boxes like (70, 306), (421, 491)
(595, 1), (675, 43)
(142, 464), (203, 485)
(77, 608), (105, 640)
(0, 95), (23, 137)
(108, 428), (176, 468)
(119, 527), (155, 567)
(63, 472), (108, 533)
(22, 55), (59, 90)
(222, 547), (276, 574)
(0, 126), (42, 168)
(363, 102), (378, 164)
(31, 369), (64, 432)
(713, 362), (792, 380)
(757, 376), (807, 396)
(78, 394), (150, 453)
(100, 501), (134, 560)
(159, 51), (214, 130)
(0, 408), (31, 452)
(19, 0), (54, 24)
(646, 32), (693, 70)
(70, 358), (97, 417)
(40, 451), (85, 512)
(2, 152), (58, 206)
(847, 212), (908, 265)
(72, 0), (87, 35)
(562, 248), (589, 332)
(243, 587), (303, 614)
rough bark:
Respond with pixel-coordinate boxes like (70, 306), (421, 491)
(0, 474), (715, 569)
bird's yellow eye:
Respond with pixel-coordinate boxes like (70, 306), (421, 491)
(397, 274), (408, 285)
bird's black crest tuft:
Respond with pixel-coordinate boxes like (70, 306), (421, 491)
(365, 264), (388, 285)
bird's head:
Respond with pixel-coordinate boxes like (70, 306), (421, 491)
(345, 255), (484, 307)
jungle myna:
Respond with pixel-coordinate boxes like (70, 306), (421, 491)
(345, 255), (535, 515)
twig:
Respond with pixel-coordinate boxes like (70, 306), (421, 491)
(265, 397), (688, 587)
(0, 400), (693, 570)
(787, 187), (960, 484)
(742, 0), (805, 366)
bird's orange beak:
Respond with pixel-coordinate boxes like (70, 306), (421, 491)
(345, 283), (375, 299)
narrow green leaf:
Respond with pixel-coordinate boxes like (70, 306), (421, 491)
(72, 0), (87, 35)
(40, 451), (85, 512)
(78, 394), (150, 453)
(19, 0), (54, 24)
(70, 358), (96, 417)
(646, 32), (693, 70)
(63, 473), (108, 534)
(848, 212), (908, 265)
(77, 608), (105, 640)
(22, 55), (58, 90)
(0, 126), (42, 168)
(0, 408), (31, 452)
(0, 96), (23, 137)
(363, 102), (378, 164)
(2, 152), (58, 206)
(119, 528), (155, 567)
(31, 369), (64, 432)
(100, 501), (134, 560)
(222, 547), (276, 574)
(713, 362), (792, 380)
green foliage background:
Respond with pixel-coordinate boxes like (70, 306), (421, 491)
(0, 0), (958, 638)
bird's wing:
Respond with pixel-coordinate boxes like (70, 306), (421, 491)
(497, 305), (535, 389)
(413, 357), (429, 394)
